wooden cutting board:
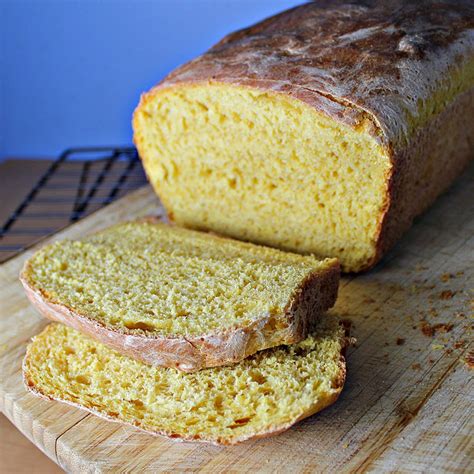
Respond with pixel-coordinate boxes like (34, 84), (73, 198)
(0, 167), (473, 473)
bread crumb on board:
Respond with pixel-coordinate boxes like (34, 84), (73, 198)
(439, 290), (456, 300)
(415, 264), (429, 272)
(464, 352), (474, 369)
(454, 340), (467, 349)
(440, 273), (454, 282)
(439, 270), (463, 282)
(420, 321), (454, 337)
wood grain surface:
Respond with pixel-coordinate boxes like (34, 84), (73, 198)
(0, 159), (64, 473)
(0, 164), (473, 473)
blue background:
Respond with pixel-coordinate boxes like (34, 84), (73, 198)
(0, 0), (301, 160)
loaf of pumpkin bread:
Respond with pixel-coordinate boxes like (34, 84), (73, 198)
(133, 0), (474, 272)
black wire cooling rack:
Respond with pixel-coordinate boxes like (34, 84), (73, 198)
(0, 146), (148, 262)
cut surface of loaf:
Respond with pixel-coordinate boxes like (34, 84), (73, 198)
(21, 220), (339, 371)
(23, 319), (347, 445)
(133, 0), (474, 272)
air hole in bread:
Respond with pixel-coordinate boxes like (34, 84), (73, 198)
(75, 375), (90, 385)
(129, 399), (144, 408)
(249, 371), (266, 384)
(124, 321), (155, 331)
(228, 417), (252, 429)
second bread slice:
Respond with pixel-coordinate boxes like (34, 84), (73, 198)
(21, 219), (339, 371)
(24, 318), (347, 445)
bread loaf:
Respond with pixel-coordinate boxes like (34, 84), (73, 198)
(133, 0), (474, 272)
(23, 318), (347, 445)
(21, 219), (339, 372)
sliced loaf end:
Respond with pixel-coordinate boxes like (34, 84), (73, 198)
(133, 82), (391, 272)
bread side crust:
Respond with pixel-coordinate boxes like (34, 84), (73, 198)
(22, 324), (348, 445)
(20, 260), (339, 372)
(370, 86), (474, 269)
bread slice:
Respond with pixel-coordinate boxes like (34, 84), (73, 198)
(133, 1), (474, 272)
(23, 318), (347, 445)
(20, 219), (339, 372)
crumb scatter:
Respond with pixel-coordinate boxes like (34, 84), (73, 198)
(439, 290), (456, 300)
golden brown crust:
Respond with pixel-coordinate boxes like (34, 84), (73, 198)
(370, 87), (474, 269)
(22, 323), (348, 445)
(145, 0), (474, 147)
(20, 260), (340, 372)
(133, 0), (474, 272)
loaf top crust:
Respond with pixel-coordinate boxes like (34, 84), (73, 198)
(157, 0), (474, 149)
